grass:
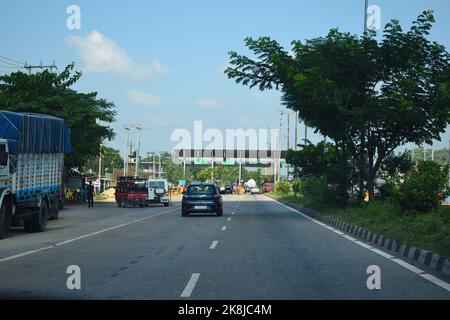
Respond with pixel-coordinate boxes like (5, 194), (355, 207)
(269, 192), (450, 259)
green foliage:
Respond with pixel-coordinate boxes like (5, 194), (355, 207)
(275, 181), (291, 194)
(300, 175), (336, 209)
(0, 64), (117, 171)
(326, 201), (450, 258)
(393, 161), (448, 212)
(380, 151), (414, 183)
(226, 10), (450, 199)
(291, 179), (302, 196)
(286, 141), (352, 204)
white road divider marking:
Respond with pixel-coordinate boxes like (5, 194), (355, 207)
(0, 207), (178, 264)
(221, 226), (227, 231)
(0, 245), (54, 263)
(209, 241), (218, 249)
(263, 195), (450, 292)
(180, 273), (200, 298)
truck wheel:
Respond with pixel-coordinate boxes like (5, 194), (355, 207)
(50, 202), (59, 220)
(0, 204), (6, 240)
(25, 201), (49, 233)
(164, 202), (169, 207)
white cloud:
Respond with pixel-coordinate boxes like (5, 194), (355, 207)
(125, 89), (160, 107)
(196, 98), (219, 109)
(67, 30), (168, 80)
(239, 115), (250, 125)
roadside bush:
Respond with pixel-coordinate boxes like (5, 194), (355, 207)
(291, 179), (302, 197)
(393, 161), (447, 213)
(301, 175), (335, 210)
(275, 181), (291, 194)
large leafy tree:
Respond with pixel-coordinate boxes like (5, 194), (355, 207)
(0, 64), (116, 171)
(85, 146), (123, 175)
(225, 11), (450, 201)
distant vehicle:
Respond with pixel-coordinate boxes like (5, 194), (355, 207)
(181, 182), (223, 217)
(250, 187), (261, 194)
(224, 185), (233, 194)
(0, 111), (72, 239)
(219, 185), (226, 194)
(115, 177), (148, 208)
(148, 179), (170, 206)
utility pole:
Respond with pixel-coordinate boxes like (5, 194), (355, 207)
(153, 152), (156, 179)
(448, 139), (450, 187)
(158, 152), (162, 178)
(124, 126), (130, 176)
(182, 149), (186, 180)
(364, 0), (369, 34)
(98, 150), (102, 180)
(24, 61), (57, 74)
(239, 151), (242, 185)
(304, 124), (308, 145)
(423, 147), (427, 161)
(135, 126), (142, 178)
(294, 111), (299, 151)
(286, 112), (291, 150)
(211, 158), (214, 181)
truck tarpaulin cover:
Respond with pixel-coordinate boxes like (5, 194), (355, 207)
(0, 111), (72, 155)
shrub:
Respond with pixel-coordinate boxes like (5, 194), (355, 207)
(275, 181), (291, 194)
(291, 179), (302, 197)
(301, 175), (335, 209)
(393, 161), (447, 213)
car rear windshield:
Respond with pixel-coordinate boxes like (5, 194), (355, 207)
(149, 181), (165, 189)
(186, 185), (216, 194)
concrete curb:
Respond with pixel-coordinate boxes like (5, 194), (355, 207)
(270, 197), (450, 282)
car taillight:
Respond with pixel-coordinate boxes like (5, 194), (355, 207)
(165, 192), (169, 196)
(214, 194), (220, 199)
(183, 195), (189, 199)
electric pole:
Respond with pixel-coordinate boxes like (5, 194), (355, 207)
(24, 61), (57, 74)
(364, 0), (369, 34)
(135, 126), (142, 178)
(124, 126), (130, 176)
(294, 111), (299, 151)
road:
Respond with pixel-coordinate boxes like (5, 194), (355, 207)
(0, 195), (449, 299)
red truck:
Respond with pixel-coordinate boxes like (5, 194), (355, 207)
(115, 177), (148, 208)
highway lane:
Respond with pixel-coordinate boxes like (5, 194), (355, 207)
(0, 195), (449, 299)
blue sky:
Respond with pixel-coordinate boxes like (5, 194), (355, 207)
(1, 0), (450, 155)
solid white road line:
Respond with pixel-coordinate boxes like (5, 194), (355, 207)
(0, 207), (177, 264)
(263, 195), (450, 292)
(209, 240), (218, 249)
(221, 226), (227, 231)
(0, 246), (54, 263)
(180, 273), (200, 298)
(227, 217), (232, 222)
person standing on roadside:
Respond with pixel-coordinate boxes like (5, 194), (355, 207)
(86, 181), (94, 208)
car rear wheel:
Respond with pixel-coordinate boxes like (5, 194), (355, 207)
(216, 208), (223, 216)
(181, 210), (189, 217)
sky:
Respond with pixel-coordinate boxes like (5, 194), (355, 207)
(1, 0), (450, 156)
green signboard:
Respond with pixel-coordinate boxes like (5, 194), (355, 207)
(194, 158), (209, 165)
(222, 159), (236, 165)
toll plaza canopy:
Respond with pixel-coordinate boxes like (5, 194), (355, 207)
(0, 111), (72, 155)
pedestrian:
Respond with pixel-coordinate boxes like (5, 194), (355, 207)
(86, 181), (94, 208)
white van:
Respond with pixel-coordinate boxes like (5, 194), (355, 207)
(148, 179), (170, 206)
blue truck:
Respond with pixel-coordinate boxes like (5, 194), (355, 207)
(0, 111), (72, 239)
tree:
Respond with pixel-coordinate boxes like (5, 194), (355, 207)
(0, 64), (117, 171)
(225, 11), (450, 201)
(85, 146), (122, 173)
(286, 141), (352, 204)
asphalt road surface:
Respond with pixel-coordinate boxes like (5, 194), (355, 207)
(0, 195), (449, 299)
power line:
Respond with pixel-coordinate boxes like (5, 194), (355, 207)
(0, 58), (22, 67)
(0, 55), (24, 66)
(0, 65), (21, 69)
